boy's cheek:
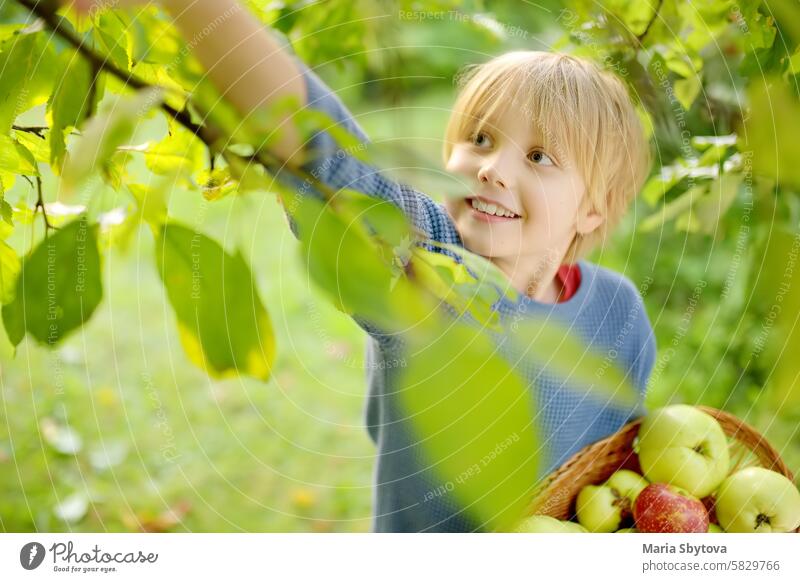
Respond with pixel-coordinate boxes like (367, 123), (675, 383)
(444, 146), (476, 176)
(443, 197), (466, 220)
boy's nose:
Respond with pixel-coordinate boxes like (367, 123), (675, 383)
(478, 166), (507, 189)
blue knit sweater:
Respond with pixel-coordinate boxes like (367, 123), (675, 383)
(279, 59), (657, 532)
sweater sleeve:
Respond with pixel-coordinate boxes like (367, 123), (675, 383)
(279, 57), (461, 246)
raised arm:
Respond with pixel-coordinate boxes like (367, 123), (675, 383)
(70, 0), (461, 245)
(73, 0), (306, 164)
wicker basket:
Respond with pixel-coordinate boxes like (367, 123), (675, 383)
(526, 405), (798, 531)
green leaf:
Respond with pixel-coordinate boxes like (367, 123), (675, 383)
(0, 135), (38, 175)
(143, 120), (204, 177)
(47, 51), (93, 171)
(743, 78), (800, 189)
(126, 182), (169, 225)
(154, 223), (276, 381)
(0, 32), (57, 135)
(61, 87), (163, 195)
(696, 143), (730, 167)
(640, 173), (677, 206)
(753, 228), (800, 415)
(197, 167), (238, 201)
(639, 185), (708, 232)
(2, 216), (103, 346)
(694, 173), (742, 234)
(125, 6), (184, 67)
(0, 23), (25, 43)
(0, 177), (12, 226)
(410, 247), (503, 331)
(737, 1), (778, 51)
(398, 319), (539, 532)
(674, 74), (702, 111)
(664, 54), (696, 78)
(0, 201), (11, 227)
(0, 240), (20, 304)
(93, 10), (133, 71)
(335, 190), (411, 249)
(13, 130), (50, 164)
(224, 153), (273, 194)
(424, 239), (514, 293)
(286, 191), (397, 328)
(675, 210), (702, 233)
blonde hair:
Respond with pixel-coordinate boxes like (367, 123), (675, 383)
(443, 51), (651, 262)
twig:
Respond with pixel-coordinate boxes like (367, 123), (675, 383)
(16, 0), (210, 144)
(636, 0), (663, 45)
(33, 175), (55, 235)
(12, 125), (49, 139)
(13, 0), (425, 242)
(14, 0), (331, 197)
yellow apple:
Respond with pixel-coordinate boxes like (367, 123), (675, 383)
(515, 515), (588, 533)
(637, 405), (730, 498)
(715, 467), (800, 533)
(576, 470), (649, 532)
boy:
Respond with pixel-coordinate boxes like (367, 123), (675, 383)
(72, 0), (657, 532)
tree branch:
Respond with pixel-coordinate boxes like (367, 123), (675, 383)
(34, 175), (55, 234)
(636, 0), (663, 46)
(14, 0), (428, 242)
(16, 0), (211, 144)
(13, 125), (49, 139)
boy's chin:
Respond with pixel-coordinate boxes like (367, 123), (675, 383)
(460, 235), (507, 260)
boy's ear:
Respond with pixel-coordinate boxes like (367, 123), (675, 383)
(576, 203), (605, 235)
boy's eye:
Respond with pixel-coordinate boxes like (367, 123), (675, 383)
(528, 150), (554, 166)
(471, 131), (492, 148)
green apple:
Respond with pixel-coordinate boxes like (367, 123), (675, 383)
(577, 485), (618, 532)
(637, 405), (730, 498)
(715, 467), (800, 533)
(608, 470), (650, 501)
(576, 470), (649, 532)
(707, 523), (724, 533)
(515, 515), (588, 533)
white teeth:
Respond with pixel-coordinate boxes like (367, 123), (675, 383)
(470, 198), (518, 218)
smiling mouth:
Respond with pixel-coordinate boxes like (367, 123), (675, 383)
(466, 197), (521, 220)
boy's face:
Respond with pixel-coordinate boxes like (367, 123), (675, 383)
(443, 104), (604, 271)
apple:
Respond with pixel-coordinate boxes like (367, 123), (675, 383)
(707, 523), (724, 533)
(576, 485), (618, 532)
(634, 483), (709, 533)
(701, 495), (719, 525)
(515, 515), (588, 533)
(637, 405), (730, 497)
(615, 527), (638, 533)
(715, 467), (800, 533)
(608, 470), (650, 501)
(575, 470), (649, 532)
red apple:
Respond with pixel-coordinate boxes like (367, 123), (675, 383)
(634, 483), (709, 533)
(701, 495), (719, 525)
